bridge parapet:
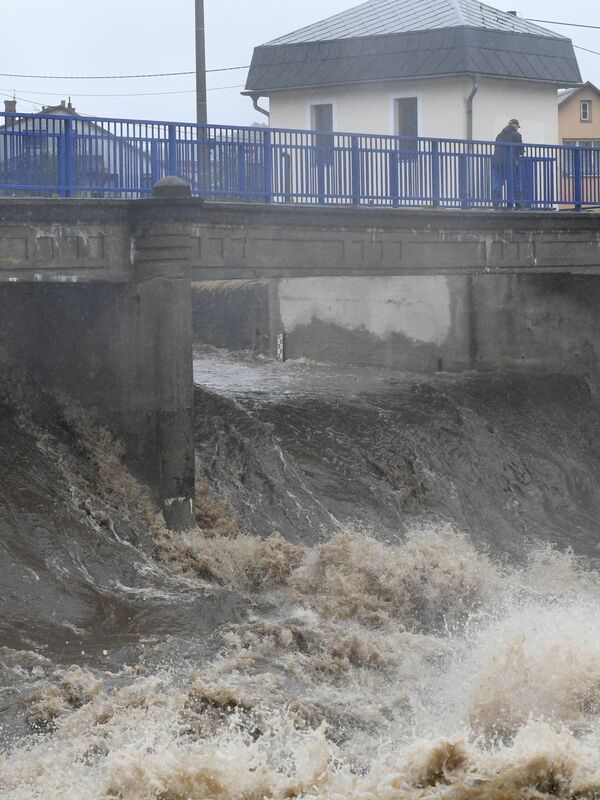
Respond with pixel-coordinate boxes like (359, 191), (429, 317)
(3, 199), (600, 284)
(185, 204), (600, 279)
(0, 199), (132, 282)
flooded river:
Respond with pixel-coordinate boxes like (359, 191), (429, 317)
(2, 348), (600, 798)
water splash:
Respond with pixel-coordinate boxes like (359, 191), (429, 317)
(3, 356), (600, 798)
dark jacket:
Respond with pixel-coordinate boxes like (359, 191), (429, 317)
(493, 125), (524, 166)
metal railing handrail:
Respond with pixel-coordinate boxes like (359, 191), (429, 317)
(3, 109), (600, 152)
(1, 111), (599, 210)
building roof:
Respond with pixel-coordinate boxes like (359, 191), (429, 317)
(246, 0), (581, 95)
(558, 81), (600, 106)
(266, 0), (561, 45)
(558, 87), (578, 105)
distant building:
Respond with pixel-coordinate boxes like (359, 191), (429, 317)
(0, 99), (150, 194)
(558, 81), (600, 146)
(557, 82), (600, 188)
(245, 0), (581, 144)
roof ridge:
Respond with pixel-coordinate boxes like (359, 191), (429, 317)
(264, 0), (565, 46)
(451, 0), (467, 24)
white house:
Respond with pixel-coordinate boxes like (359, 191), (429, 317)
(245, 0), (581, 145)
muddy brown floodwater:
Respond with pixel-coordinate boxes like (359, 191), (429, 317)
(2, 347), (600, 799)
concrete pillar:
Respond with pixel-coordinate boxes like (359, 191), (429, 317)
(126, 177), (196, 529)
(0, 181), (196, 530)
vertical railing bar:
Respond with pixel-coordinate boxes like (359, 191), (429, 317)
(168, 123), (178, 177)
(573, 148), (582, 211)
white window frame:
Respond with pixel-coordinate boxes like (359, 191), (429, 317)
(580, 100), (592, 122)
(389, 91), (422, 137)
(307, 100), (337, 132)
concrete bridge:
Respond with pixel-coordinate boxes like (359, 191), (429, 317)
(2, 196), (600, 284)
(2, 182), (600, 528)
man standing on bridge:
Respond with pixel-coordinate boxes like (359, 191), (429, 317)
(491, 118), (524, 209)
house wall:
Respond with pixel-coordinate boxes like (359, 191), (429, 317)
(559, 88), (600, 141)
(268, 77), (471, 138)
(473, 79), (558, 144)
(268, 77), (560, 144)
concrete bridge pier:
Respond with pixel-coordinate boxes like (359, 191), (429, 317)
(0, 180), (196, 529)
(121, 179), (196, 529)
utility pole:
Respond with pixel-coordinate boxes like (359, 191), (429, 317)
(195, 0), (207, 125)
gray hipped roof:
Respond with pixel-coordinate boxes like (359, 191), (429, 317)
(246, 0), (581, 94)
(266, 0), (561, 44)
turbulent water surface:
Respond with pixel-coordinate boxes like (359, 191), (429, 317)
(2, 348), (600, 798)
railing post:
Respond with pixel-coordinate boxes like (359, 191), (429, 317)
(522, 157), (533, 209)
(151, 141), (161, 186)
(282, 151), (291, 203)
(506, 143), (515, 207)
(316, 163), (326, 204)
(237, 143), (246, 200)
(196, 126), (210, 196)
(431, 140), (441, 207)
(389, 149), (399, 207)
(351, 135), (361, 205)
(573, 147), (582, 211)
(168, 123), (178, 177)
(263, 129), (273, 203)
(458, 152), (469, 208)
(61, 117), (74, 197)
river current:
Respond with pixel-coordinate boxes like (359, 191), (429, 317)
(2, 347), (600, 798)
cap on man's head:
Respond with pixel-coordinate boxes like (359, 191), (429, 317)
(508, 118), (520, 127)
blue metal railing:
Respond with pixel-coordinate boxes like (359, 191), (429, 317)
(1, 110), (599, 209)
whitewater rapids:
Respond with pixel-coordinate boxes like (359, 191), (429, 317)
(2, 349), (600, 799)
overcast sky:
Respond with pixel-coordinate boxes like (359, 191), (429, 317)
(2, 0), (599, 126)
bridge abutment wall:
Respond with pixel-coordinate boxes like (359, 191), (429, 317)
(194, 272), (600, 389)
(0, 193), (197, 529)
(281, 273), (600, 387)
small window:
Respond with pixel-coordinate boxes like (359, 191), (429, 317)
(581, 100), (591, 122)
(394, 97), (418, 158)
(311, 103), (334, 165)
(395, 97), (418, 137)
(311, 103), (333, 132)
(562, 138), (600, 176)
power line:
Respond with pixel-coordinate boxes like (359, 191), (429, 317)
(0, 90), (42, 108)
(574, 45), (600, 58)
(0, 85), (245, 99)
(526, 18), (600, 31)
(0, 65), (249, 81)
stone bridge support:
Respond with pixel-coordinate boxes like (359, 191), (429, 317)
(0, 181), (196, 529)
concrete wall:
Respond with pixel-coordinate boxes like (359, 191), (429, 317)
(271, 274), (600, 384)
(274, 276), (470, 372)
(192, 273), (600, 388)
(0, 280), (194, 527)
(268, 77), (559, 144)
(0, 188), (197, 529)
(192, 280), (271, 353)
(472, 274), (600, 384)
